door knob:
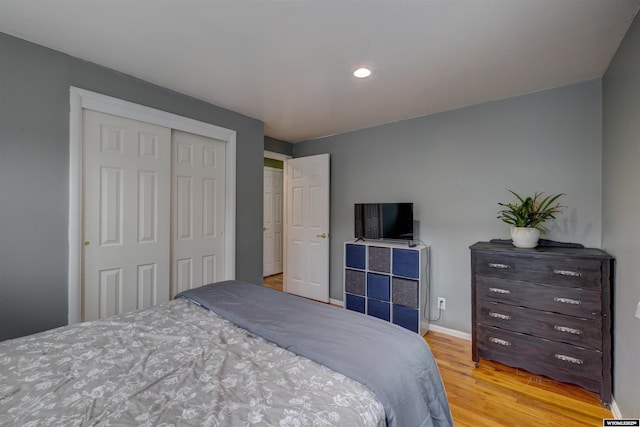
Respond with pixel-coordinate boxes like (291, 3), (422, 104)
(84, 241), (90, 246)
(316, 233), (327, 239)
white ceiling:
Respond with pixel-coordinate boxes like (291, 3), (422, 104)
(1, 0), (639, 143)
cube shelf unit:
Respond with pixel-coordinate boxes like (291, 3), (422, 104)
(343, 240), (429, 334)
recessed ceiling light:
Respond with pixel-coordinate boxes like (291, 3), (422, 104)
(353, 67), (372, 78)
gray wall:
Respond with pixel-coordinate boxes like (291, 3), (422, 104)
(602, 12), (640, 417)
(0, 33), (265, 341)
(265, 135), (293, 156)
(295, 80), (603, 333)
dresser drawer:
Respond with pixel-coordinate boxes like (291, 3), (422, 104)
(476, 276), (602, 319)
(475, 253), (602, 289)
(477, 325), (603, 393)
(477, 300), (602, 349)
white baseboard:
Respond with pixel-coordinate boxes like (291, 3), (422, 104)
(330, 298), (343, 307)
(610, 398), (622, 418)
(425, 323), (472, 341)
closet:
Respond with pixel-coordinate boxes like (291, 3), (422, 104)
(82, 109), (226, 321)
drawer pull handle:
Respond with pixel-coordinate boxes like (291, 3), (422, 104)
(553, 269), (582, 277)
(489, 287), (511, 295)
(554, 353), (584, 365)
(489, 312), (511, 320)
(489, 337), (512, 346)
(554, 297), (582, 305)
(489, 263), (511, 269)
(554, 325), (583, 335)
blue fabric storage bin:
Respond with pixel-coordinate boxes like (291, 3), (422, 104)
(367, 299), (390, 321)
(345, 244), (366, 269)
(345, 294), (365, 313)
(393, 305), (419, 333)
(367, 273), (390, 301)
(392, 248), (420, 279)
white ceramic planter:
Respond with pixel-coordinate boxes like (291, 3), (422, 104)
(510, 226), (540, 248)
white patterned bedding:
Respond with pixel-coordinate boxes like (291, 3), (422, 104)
(0, 299), (386, 426)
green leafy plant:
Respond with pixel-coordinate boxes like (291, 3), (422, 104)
(497, 190), (565, 233)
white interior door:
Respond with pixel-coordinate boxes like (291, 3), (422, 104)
(171, 130), (226, 296)
(284, 154), (330, 302)
(263, 167), (283, 277)
(83, 110), (171, 321)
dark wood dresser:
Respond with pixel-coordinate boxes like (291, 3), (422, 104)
(470, 241), (614, 406)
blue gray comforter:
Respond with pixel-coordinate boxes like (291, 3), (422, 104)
(177, 280), (453, 427)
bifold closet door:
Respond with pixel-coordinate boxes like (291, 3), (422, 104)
(83, 110), (171, 321)
(171, 130), (226, 296)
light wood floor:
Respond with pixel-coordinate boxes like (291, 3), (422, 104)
(263, 272), (284, 292)
(425, 331), (612, 426)
(263, 274), (613, 426)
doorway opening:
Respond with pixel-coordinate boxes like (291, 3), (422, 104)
(262, 152), (330, 304)
(263, 151), (290, 289)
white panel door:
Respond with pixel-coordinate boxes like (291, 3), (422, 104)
(83, 110), (171, 321)
(171, 130), (226, 296)
(284, 154), (330, 302)
(263, 167), (283, 277)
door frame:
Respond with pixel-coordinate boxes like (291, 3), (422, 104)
(68, 87), (237, 324)
(264, 151), (291, 162)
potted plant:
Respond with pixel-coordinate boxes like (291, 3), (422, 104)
(497, 190), (565, 248)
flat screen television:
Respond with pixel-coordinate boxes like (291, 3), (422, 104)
(354, 203), (414, 240)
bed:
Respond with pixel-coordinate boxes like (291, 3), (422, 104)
(0, 280), (452, 427)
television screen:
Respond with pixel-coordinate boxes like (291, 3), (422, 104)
(354, 203), (413, 240)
